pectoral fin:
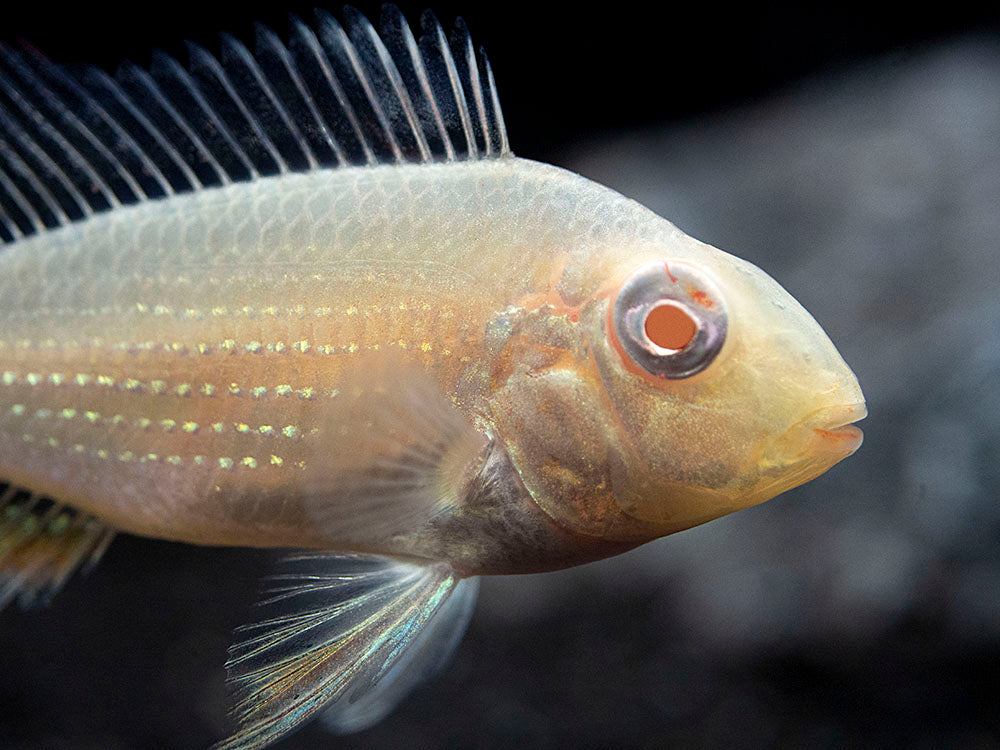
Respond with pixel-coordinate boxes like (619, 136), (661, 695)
(216, 554), (475, 749)
(0, 485), (115, 610)
(300, 356), (489, 543)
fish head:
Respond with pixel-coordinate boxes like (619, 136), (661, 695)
(491, 230), (865, 543)
(587, 242), (867, 533)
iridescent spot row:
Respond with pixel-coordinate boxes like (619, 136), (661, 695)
(5, 429), (300, 471)
(0, 370), (332, 400)
(7, 403), (309, 439)
(0, 336), (445, 356)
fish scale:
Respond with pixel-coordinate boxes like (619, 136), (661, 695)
(0, 8), (865, 749)
(0, 172), (516, 543)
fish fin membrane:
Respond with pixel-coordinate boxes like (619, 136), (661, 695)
(298, 355), (490, 544)
(0, 482), (115, 610)
(320, 573), (479, 735)
(216, 553), (475, 749)
(0, 5), (510, 244)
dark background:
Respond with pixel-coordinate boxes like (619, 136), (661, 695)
(2, 2), (999, 748)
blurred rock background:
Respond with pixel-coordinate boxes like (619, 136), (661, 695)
(2, 2), (998, 748)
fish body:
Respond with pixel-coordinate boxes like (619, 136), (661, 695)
(0, 7), (866, 748)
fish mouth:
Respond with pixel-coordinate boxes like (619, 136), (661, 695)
(748, 400), (867, 502)
(761, 401), (868, 471)
(803, 401), (868, 456)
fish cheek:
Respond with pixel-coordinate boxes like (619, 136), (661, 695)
(489, 353), (660, 544)
(578, 301), (762, 528)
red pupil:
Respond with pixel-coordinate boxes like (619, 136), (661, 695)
(645, 304), (696, 350)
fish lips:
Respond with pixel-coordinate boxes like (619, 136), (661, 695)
(760, 401), (868, 471)
(804, 401), (868, 456)
(783, 401), (869, 466)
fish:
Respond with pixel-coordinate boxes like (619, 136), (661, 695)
(0, 5), (866, 748)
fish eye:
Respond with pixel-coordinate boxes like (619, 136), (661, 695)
(611, 261), (728, 379)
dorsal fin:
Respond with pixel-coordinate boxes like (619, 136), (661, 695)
(0, 4), (510, 243)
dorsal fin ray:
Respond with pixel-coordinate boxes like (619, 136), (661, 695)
(0, 97), (87, 222)
(114, 60), (229, 188)
(79, 66), (202, 193)
(19, 46), (175, 201)
(0, 5), (510, 243)
(152, 48), (259, 182)
(0, 46), (123, 213)
(254, 22), (340, 169)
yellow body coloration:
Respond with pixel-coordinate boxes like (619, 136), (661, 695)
(0, 158), (864, 560)
(0, 9), (866, 747)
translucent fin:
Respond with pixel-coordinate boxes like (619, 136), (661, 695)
(0, 483), (115, 610)
(0, 5), (511, 243)
(300, 357), (489, 543)
(321, 575), (479, 734)
(217, 554), (468, 749)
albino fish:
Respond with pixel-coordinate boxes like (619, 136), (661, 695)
(0, 6), (866, 748)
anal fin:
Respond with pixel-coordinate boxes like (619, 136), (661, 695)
(0, 483), (115, 610)
(216, 553), (476, 749)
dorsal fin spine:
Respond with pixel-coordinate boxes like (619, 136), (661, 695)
(0, 48), (123, 211)
(454, 19), (490, 157)
(251, 24), (321, 171)
(187, 42), (283, 176)
(382, 6), (456, 161)
(81, 67), (200, 193)
(289, 16), (375, 166)
(256, 22), (341, 169)
(153, 50), (258, 181)
(0, 163), (37, 237)
(13, 47), (161, 202)
(0, 136), (68, 228)
(349, 9), (432, 163)
(0, 6), (512, 243)
(216, 34), (294, 174)
(51, 73), (174, 200)
(483, 52), (509, 157)
(423, 11), (477, 159)
(0, 102), (86, 220)
(116, 61), (228, 187)
(317, 10), (404, 164)
(25, 48), (174, 203)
